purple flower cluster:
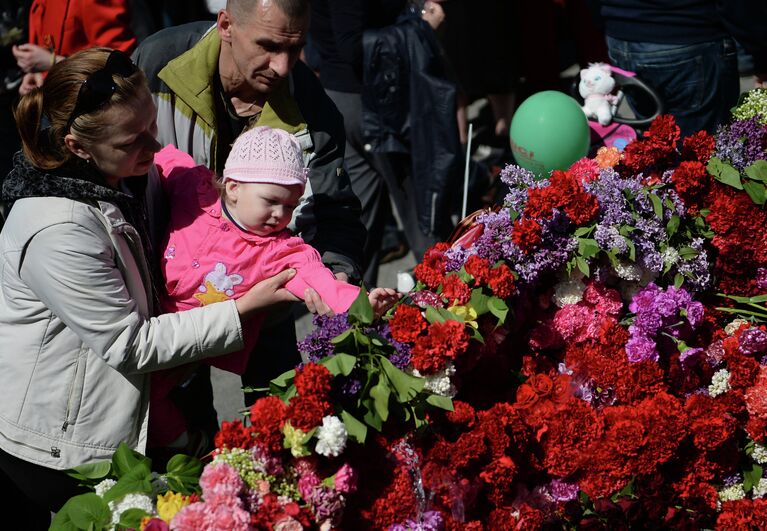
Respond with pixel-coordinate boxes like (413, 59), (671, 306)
(625, 283), (704, 363)
(739, 328), (767, 356)
(714, 117), (767, 171)
(367, 322), (412, 369)
(389, 510), (444, 531)
(297, 313), (351, 362)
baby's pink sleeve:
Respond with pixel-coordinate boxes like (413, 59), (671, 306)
(270, 238), (360, 313)
(153, 145), (202, 195)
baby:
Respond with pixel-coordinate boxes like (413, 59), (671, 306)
(150, 126), (397, 451)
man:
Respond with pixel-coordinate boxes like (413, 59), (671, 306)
(133, 0), (365, 445)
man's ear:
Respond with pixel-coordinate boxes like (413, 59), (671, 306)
(63, 133), (91, 162)
(217, 9), (234, 44)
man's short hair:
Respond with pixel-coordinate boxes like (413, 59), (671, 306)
(227, 0), (310, 21)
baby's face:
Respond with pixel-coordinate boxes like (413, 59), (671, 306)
(225, 181), (303, 236)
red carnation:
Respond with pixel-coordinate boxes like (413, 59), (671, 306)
(441, 274), (471, 305)
(293, 362), (332, 399)
(445, 400), (476, 427)
(672, 160), (710, 211)
(411, 320), (469, 374)
(249, 396), (287, 452)
(681, 130), (715, 163)
(644, 114), (681, 147)
(488, 263), (515, 299)
(389, 304), (427, 343)
(717, 498), (767, 530)
(413, 263), (444, 289)
(463, 255), (491, 285)
(563, 190), (600, 225)
(213, 419), (254, 450)
(286, 395), (331, 432)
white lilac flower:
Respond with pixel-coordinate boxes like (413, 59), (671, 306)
(753, 443), (767, 465)
(314, 416), (348, 457)
(661, 247), (680, 269)
(109, 493), (156, 526)
(725, 319), (749, 336)
(708, 369), (731, 397)
(754, 478), (767, 499)
(613, 260), (642, 282)
(94, 478), (117, 498)
(718, 484), (746, 503)
(552, 277), (585, 307)
(412, 364), (457, 397)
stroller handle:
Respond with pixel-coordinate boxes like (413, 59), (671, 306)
(570, 69), (664, 128)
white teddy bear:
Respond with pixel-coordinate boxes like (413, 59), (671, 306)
(578, 62), (618, 126)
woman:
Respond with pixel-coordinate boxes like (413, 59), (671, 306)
(0, 47), (298, 524)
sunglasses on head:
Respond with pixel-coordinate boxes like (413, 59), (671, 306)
(66, 50), (138, 132)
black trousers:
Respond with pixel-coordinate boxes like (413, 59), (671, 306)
(0, 447), (88, 530)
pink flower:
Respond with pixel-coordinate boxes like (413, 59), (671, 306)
(170, 502), (207, 530)
(274, 516), (305, 531)
(298, 471), (321, 500)
(143, 518), (170, 531)
(199, 462), (244, 500)
(334, 463), (358, 494)
(203, 503), (250, 531)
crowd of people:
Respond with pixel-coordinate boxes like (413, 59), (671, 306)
(0, 0), (765, 526)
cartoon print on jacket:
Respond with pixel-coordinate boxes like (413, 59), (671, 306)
(193, 262), (244, 306)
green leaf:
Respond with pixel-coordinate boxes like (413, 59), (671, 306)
(61, 493), (111, 530)
(708, 156), (743, 189)
(746, 160), (767, 182)
(321, 353), (357, 377)
(111, 442), (149, 478)
(379, 356), (425, 402)
(648, 193), (664, 219)
(743, 179), (767, 206)
(577, 238), (600, 259)
(674, 273), (684, 289)
(573, 226), (594, 237)
(66, 460), (112, 483)
(623, 237), (636, 261)
(348, 285), (375, 324)
(575, 256), (590, 277)
(469, 288), (490, 316)
(341, 409), (367, 443)
(744, 464), (763, 492)
(425, 394), (454, 411)
(103, 462), (153, 504)
(117, 508), (150, 530)
(362, 399), (383, 431)
(369, 376), (391, 422)
(269, 368), (296, 389)
(678, 246), (699, 260)
(487, 297), (509, 322)
(165, 454), (203, 495)
(330, 328), (353, 345)
(666, 215), (680, 237)
(425, 305), (463, 324)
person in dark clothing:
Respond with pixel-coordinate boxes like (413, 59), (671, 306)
(310, 0), (456, 286)
(596, 0), (767, 136)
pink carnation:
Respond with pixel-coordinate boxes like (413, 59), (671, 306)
(334, 463), (358, 494)
(203, 503), (251, 531)
(582, 282), (623, 315)
(298, 471), (321, 500)
(553, 304), (594, 342)
(170, 502), (208, 531)
(199, 462), (245, 501)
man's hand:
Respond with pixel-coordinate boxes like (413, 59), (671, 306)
(13, 43), (54, 73)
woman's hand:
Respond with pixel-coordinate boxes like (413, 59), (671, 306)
(19, 72), (43, 95)
(369, 287), (400, 317)
(235, 268), (299, 320)
(13, 43), (55, 73)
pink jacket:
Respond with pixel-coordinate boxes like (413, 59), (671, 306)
(155, 145), (360, 374)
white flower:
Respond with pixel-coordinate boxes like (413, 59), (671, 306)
(412, 364), (456, 397)
(708, 369), (731, 397)
(718, 484), (746, 503)
(613, 260), (642, 282)
(552, 277), (585, 307)
(753, 443), (767, 465)
(109, 493), (155, 526)
(754, 478), (767, 499)
(314, 415), (348, 457)
(661, 247), (680, 269)
(94, 478), (117, 498)
(725, 318), (749, 336)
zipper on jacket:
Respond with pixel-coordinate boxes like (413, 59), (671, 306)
(62, 347), (83, 432)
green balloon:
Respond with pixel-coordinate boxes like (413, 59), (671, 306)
(509, 90), (590, 179)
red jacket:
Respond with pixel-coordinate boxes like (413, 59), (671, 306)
(28, 0), (137, 57)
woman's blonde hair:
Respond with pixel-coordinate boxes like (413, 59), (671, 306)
(14, 47), (148, 170)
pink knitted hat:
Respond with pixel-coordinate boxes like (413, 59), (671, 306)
(223, 126), (308, 186)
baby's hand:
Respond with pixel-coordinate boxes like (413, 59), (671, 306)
(369, 287), (400, 317)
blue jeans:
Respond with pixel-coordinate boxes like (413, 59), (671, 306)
(606, 36), (739, 137)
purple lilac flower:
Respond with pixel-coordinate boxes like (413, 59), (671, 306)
(680, 347), (704, 367)
(334, 376), (363, 400)
(594, 224), (627, 253)
(252, 445), (284, 476)
(297, 313), (351, 362)
(740, 328), (767, 355)
(442, 246), (470, 272)
(676, 238), (712, 292)
(369, 323), (412, 369)
(758, 268), (767, 291)
(500, 164), (539, 213)
(724, 474), (743, 488)
(306, 486), (345, 526)
(389, 510), (444, 531)
(714, 117), (767, 171)
(474, 209), (512, 263)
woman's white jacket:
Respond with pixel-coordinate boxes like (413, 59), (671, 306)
(0, 194), (244, 470)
